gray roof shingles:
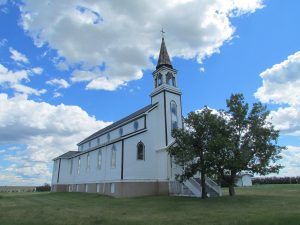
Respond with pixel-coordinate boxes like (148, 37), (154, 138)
(77, 103), (156, 145)
(53, 151), (78, 160)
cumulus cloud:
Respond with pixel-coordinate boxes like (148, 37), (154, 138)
(255, 51), (300, 106)
(19, 0), (263, 91)
(0, 93), (111, 185)
(46, 78), (70, 89)
(0, 63), (45, 96)
(255, 51), (300, 136)
(279, 145), (300, 176)
(9, 47), (29, 64)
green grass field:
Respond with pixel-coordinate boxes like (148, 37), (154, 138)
(0, 184), (299, 225)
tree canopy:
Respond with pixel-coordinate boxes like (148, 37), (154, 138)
(168, 93), (285, 197)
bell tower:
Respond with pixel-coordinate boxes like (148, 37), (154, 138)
(151, 37), (183, 147)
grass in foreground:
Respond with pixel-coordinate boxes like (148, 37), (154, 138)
(0, 184), (299, 225)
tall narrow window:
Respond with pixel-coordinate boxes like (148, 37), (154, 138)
(77, 156), (81, 174)
(137, 141), (145, 160)
(97, 150), (102, 169)
(111, 145), (116, 169)
(119, 127), (123, 136)
(170, 101), (178, 130)
(70, 159), (73, 174)
(88, 141), (91, 148)
(134, 121), (139, 131)
(157, 73), (162, 86)
(166, 73), (173, 85)
(86, 153), (90, 171)
(97, 137), (100, 145)
(107, 133), (110, 142)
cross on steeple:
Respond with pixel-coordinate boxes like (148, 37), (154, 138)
(161, 28), (165, 38)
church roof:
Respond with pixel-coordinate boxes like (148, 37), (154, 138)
(77, 103), (156, 145)
(53, 151), (78, 160)
(156, 37), (173, 69)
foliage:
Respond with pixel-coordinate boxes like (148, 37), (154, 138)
(168, 93), (285, 197)
(218, 93), (285, 196)
(36, 183), (51, 192)
(168, 107), (227, 198)
(253, 177), (300, 185)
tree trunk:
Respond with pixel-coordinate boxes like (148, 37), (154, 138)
(201, 171), (207, 199)
(228, 184), (235, 196)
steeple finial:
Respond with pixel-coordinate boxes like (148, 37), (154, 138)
(156, 31), (173, 69)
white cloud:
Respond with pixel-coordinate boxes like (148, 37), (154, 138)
(0, 93), (111, 185)
(0, 38), (7, 47)
(255, 51), (300, 106)
(0, 63), (45, 97)
(46, 78), (70, 89)
(255, 51), (300, 136)
(279, 145), (300, 176)
(9, 47), (29, 64)
(31, 67), (43, 75)
(19, 0), (263, 91)
(53, 92), (62, 98)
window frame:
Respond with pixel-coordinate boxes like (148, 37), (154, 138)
(111, 145), (116, 169)
(136, 141), (145, 161)
(97, 150), (102, 169)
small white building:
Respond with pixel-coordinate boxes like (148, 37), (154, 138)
(51, 38), (221, 197)
(235, 173), (253, 187)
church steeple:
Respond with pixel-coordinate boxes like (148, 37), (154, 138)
(156, 37), (173, 69)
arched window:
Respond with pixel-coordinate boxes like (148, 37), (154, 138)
(157, 73), (162, 86)
(70, 159), (73, 174)
(137, 141), (145, 160)
(170, 101), (178, 130)
(77, 156), (81, 174)
(97, 150), (102, 169)
(172, 76), (176, 87)
(166, 73), (173, 85)
(111, 145), (116, 169)
(86, 153), (90, 171)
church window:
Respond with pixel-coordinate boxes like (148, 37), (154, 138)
(107, 133), (110, 142)
(157, 73), (162, 86)
(77, 157), (81, 174)
(134, 121), (139, 131)
(97, 150), (102, 169)
(111, 145), (116, 169)
(166, 73), (173, 85)
(137, 141), (145, 160)
(88, 141), (91, 148)
(80, 145), (83, 151)
(97, 137), (100, 145)
(170, 101), (178, 130)
(86, 153), (90, 171)
(119, 127), (123, 136)
(172, 76), (176, 87)
(70, 159), (73, 174)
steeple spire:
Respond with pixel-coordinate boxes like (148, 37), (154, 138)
(156, 37), (173, 69)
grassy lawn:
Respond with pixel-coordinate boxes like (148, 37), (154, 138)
(0, 184), (299, 225)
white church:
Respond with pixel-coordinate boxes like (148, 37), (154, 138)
(51, 38), (221, 198)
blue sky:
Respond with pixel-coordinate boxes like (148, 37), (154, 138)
(0, 0), (300, 185)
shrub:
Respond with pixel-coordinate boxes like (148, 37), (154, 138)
(253, 176), (300, 185)
(36, 183), (51, 192)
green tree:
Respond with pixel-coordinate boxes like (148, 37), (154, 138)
(218, 93), (285, 196)
(168, 93), (285, 198)
(168, 107), (226, 199)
